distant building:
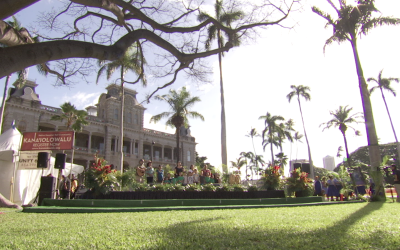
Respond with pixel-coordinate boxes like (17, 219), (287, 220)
(323, 155), (335, 171)
(2, 80), (196, 170)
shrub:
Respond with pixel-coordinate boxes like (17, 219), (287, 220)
(247, 185), (258, 192)
(233, 184), (246, 192)
(202, 184), (217, 191)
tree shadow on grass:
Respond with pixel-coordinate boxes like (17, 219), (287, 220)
(146, 202), (395, 250)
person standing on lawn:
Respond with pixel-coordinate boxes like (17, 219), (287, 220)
(327, 176), (337, 201)
(156, 165), (164, 183)
(391, 165), (400, 202)
(314, 176), (323, 196)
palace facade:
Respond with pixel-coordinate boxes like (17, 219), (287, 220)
(2, 80), (196, 170)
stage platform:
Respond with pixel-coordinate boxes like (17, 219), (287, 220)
(22, 197), (364, 213)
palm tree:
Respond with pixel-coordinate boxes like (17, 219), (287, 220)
(287, 85), (313, 178)
(51, 102), (88, 131)
(253, 154), (265, 177)
(240, 151), (254, 180)
(150, 87), (204, 164)
(230, 157), (246, 173)
(320, 105), (363, 167)
(368, 69), (400, 158)
(96, 45), (145, 171)
(51, 102), (88, 199)
(246, 127), (260, 172)
(259, 112), (287, 166)
(284, 119), (295, 162)
(275, 152), (288, 175)
(312, 0), (400, 173)
(293, 131), (303, 160)
(198, 1), (243, 167)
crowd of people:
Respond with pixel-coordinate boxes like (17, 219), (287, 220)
(313, 164), (400, 202)
(133, 159), (222, 185)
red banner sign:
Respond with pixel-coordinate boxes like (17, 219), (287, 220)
(21, 131), (74, 151)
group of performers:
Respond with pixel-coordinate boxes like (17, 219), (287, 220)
(132, 159), (222, 185)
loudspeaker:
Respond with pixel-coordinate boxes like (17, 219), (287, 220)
(302, 163), (311, 174)
(37, 152), (49, 168)
(54, 153), (66, 169)
(293, 163), (302, 170)
(38, 176), (56, 205)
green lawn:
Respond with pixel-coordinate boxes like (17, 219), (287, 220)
(1, 202), (399, 249)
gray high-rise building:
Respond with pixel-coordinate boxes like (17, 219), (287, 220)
(323, 155), (335, 171)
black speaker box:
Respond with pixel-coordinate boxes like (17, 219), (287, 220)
(38, 176), (56, 205)
(37, 152), (49, 168)
(302, 163), (311, 174)
(293, 163), (302, 170)
(55, 153), (66, 169)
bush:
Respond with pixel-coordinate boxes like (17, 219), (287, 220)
(202, 184), (217, 192)
(247, 185), (258, 192)
(233, 184), (246, 192)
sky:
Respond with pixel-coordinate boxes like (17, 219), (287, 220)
(2, 0), (400, 176)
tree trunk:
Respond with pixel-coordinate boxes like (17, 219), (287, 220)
(218, 29), (228, 167)
(350, 37), (383, 199)
(297, 98), (314, 178)
(172, 115), (184, 164)
(0, 75), (10, 134)
(119, 69), (125, 172)
(380, 88), (400, 159)
(341, 130), (351, 167)
(270, 137), (274, 167)
(350, 38), (381, 170)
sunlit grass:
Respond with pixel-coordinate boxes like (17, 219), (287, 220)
(1, 202), (399, 249)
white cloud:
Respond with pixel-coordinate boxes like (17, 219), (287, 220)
(58, 92), (101, 110)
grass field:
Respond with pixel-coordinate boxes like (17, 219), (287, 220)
(1, 202), (399, 249)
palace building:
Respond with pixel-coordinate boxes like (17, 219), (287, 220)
(2, 80), (196, 170)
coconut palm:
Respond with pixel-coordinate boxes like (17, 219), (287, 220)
(240, 151), (254, 180)
(259, 112), (289, 166)
(312, 0), (400, 173)
(246, 127), (260, 172)
(150, 87), (204, 164)
(275, 152), (288, 175)
(51, 102), (88, 199)
(293, 131), (303, 160)
(198, 1), (243, 166)
(287, 85), (313, 177)
(368, 69), (400, 158)
(320, 105), (363, 167)
(96, 45), (145, 171)
(51, 102), (88, 132)
(230, 157), (246, 173)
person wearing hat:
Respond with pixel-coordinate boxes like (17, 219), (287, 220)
(391, 165), (400, 202)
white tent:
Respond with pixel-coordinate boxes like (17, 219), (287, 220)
(0, 127), (84, 205)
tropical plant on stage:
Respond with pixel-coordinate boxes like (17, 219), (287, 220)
(312, 1), (400, 198)
(85, 155), (118, 195)
(285, 168), (313, 196)
(150, 87), (204, 164)
(320, 105), (363, 167)
(261, 165), (282, 190)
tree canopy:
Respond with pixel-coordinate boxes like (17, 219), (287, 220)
(0, 0), (298, 99)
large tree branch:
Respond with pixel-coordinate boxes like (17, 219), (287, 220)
(71, 0), (125, 26)
(0, 29), (232, 79)
(0, 0), (39, 20)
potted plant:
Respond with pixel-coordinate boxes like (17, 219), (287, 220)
(84, 155), (118, 196)
(261, 165), (281, 190)
(286, 168), (314, 197)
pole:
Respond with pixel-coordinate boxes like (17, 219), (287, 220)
(66, 132), (75, 200)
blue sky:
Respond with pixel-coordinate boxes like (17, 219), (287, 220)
(2, 0), (400, 176)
